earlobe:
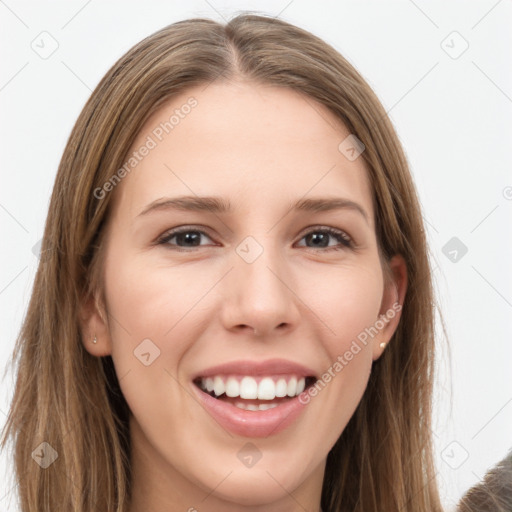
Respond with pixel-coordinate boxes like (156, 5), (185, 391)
(79, 290), (112, 357)
(372, 254), (408, 361)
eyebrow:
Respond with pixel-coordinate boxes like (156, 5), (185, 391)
(137, 195), (369, 224)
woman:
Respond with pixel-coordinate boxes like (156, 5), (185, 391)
(1, 13), (444, 512)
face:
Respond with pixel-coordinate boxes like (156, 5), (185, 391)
(83, 81), (407, 511)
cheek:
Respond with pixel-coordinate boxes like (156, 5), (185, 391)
(303, 262), (383, 349)
(303, 264), (383, 409)
(101, 252), (210, 430)
(104, 251), (213, 340)
(102, 249), (226, 389)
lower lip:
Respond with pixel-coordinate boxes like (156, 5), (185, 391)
(192, 383), (310, 438)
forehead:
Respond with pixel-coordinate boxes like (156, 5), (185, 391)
(109, 81), (373, 223)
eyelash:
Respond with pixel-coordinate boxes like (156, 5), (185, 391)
(156, 225), (354, 252)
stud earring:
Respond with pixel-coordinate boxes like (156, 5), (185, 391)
(92, 335), (97, 344)
(379, 342), (387, 349)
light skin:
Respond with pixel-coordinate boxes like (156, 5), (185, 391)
(80, 80), (407, 512)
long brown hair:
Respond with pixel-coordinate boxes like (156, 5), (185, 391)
(1, 13), (445, 512)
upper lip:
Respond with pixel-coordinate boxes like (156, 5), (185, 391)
(192, 358), (318, 380)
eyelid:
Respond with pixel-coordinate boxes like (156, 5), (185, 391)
(299, 224), (352, 240)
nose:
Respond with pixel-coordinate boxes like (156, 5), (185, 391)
(220, 242), (301, 339)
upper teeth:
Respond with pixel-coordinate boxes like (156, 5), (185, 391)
(199, 375), (306, 400)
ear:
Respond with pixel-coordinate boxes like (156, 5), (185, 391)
(79, 288), (113, 357)
(372, 254), (408, 361)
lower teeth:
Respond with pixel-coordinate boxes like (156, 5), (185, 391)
(233, 401), (280, 411)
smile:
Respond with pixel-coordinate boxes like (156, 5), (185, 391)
(191, 362), (318, 437)
(194, 374), (316, 410)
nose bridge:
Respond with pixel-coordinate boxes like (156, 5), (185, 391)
(221, 233), (299, 336)
(235, 234), (289, 307)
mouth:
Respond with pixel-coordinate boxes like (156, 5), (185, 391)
(193, 374), (318, 411)
(190, 359), (319, 437)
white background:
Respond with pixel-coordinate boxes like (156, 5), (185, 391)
(1, 1), (511, 511)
